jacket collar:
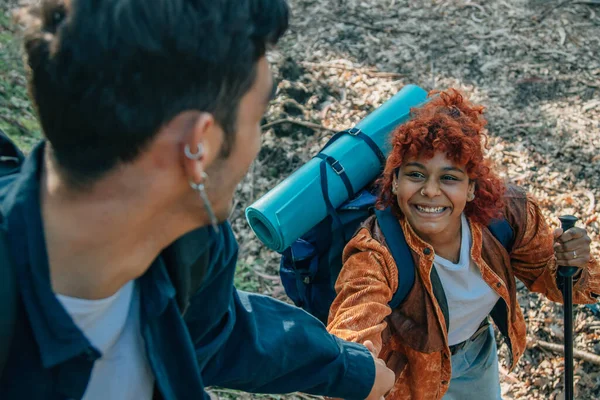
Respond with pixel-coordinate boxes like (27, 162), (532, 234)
(399, 215), (484, 263)
(1, 141), (97, 368)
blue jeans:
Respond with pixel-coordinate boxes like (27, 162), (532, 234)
(443, 325), (502, 400)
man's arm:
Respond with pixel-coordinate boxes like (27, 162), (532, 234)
(182, 222), (388, 399)
(202, 289), (376, 399)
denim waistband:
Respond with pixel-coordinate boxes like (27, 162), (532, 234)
(449, 318), (491, 355)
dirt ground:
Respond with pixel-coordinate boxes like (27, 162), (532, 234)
(231, 1), (600, 399)
(1, 0), (599, 399)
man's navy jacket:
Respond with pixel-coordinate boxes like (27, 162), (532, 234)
(0, 142), (374, 399)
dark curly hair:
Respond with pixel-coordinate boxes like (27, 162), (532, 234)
(17, 0), (288, 186)
(376, 88), (506, 226)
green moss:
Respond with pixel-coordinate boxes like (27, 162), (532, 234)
(0, 10), (41, 152)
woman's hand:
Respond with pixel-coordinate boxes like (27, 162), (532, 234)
(553, 226), (592, 268)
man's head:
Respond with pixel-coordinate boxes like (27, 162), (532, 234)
(20, 0), (288, 225)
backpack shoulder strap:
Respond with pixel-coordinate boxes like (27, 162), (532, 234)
(373, 212), (513, 328)
(429, 266), (450, 333)
(0, 228), (18, 377)
(374, 208), (415, 310)
(487, 218), (514, 253)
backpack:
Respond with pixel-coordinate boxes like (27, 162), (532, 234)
(279, 128), (515, 325)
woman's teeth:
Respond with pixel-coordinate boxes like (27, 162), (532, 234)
(416, 205), (446, 213)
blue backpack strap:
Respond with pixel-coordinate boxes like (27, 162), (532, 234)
(374, 208), (415, 310)
(372, 211), (513, 324)
(315, 126), (389, 202)
(315, 153), (355, 199)
(321, 128), (386, 168)
(314, 127), (388, 239)
(318, 160), (344, 235)
(488, 218), (514, 253)
(345, 128), (386, 168)
(429, 266), (449, 332)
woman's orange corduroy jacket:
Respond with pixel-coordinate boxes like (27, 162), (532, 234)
(327, 185), (600, 399)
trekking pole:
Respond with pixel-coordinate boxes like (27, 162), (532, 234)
(558, 215), (579, 400)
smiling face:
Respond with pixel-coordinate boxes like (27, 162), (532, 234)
(393, 152), (475, 243)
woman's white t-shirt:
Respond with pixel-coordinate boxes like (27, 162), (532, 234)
(432, 214), (500, 346)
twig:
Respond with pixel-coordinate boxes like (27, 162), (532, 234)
(250, 159), (256, 204)
(301, 61), (377, 72)
(465, 3), (489, 16)
(506, 122), (544, 130)
(580, 79), (600, 89)
(536, 0), (600, 23)
(532, 340), (600, 365)
(261, 118), (336, 133)
(300, 61), (403, 78)
(323, 14), (414, 35)
(536, 0), (573, 23)
(530, 183), (568, 194)
(252, 269), (281, 281)
(366, 71), (405, 79)
(227, 199), (241, 221)
(499, 365), (520, 384)
(323, 14), (387, 32)
(293, 393), (322, 400)
(583, 190), (596, 214)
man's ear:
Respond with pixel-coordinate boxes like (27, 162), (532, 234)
(182, 113), (224, 184)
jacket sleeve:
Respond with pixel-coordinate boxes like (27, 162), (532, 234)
(508, 193), (600, 304)
(185, 223), (375, 399)
(201, 290), (375, 399)
(327, 228), (398, 356)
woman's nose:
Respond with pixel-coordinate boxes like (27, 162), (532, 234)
(421, 180), (441, 197)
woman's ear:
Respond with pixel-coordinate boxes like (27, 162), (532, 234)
(392, 173), (398, 195)
(467, 181), (476, 202)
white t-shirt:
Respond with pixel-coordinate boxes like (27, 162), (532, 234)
(433, 214), (500, 346)
(56, 281), (155, 400)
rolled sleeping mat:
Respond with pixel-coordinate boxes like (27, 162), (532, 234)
(246, 84), (428, 252)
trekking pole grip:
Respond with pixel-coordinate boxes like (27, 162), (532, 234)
(558, 215), (579, 277)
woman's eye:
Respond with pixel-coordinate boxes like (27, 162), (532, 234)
(407, 171), (425, 179)
(442, 175), (459, 181)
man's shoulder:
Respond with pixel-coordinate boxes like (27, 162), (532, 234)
(164, 221), (239, 311)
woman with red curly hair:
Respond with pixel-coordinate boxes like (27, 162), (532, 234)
(326, 88), (600, 399)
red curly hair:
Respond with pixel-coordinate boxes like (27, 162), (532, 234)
(376, 88), (506, 226)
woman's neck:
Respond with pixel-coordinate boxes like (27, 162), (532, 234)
(416, 220), (463, 263)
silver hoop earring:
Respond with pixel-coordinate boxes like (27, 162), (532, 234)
(420, 188), (426, 197)
(190, 172), (219, 233)
(184, 143), (204, 160)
